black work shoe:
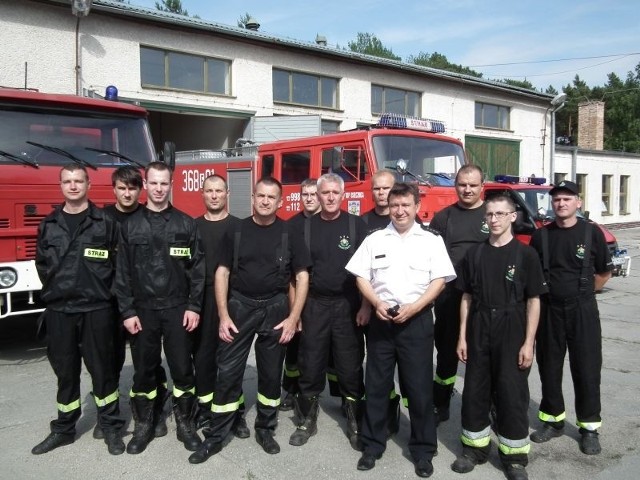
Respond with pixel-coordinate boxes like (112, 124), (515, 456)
(92, 424), (104, 440)
(451, 455), (479, 474)
(31, 433), (75, 455)
(232, 416), (250, 439)
(188, 439), (222, 464)
(505, 463), (529, 480)
(579, 430), (601, 455)
(255, 429), (280, 454)
(530, 424), (564, 443)
(357, 452), (381, 471)
(289, 423), (317, 446)
(104, 430), (125, 456)
(415, 458), (434, 478)
(280, 392), (295, 412)
(434, 406), (450, 426)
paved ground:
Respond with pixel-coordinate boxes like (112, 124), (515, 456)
(1, 228), (639, 480)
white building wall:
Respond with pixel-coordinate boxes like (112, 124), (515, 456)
(2, 0), (638, 225)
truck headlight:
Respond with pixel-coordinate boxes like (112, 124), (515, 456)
(0, 268), (17, 288)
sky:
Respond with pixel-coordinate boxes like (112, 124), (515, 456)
(131, 0), (640, 92)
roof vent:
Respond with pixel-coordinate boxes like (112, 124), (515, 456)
(245, 17), (260, 31)
(315, 34), (327, 46)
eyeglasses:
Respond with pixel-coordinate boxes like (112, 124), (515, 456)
(484, 211), (515, 219)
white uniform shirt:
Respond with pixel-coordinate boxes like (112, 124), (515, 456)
(345, 222), (456, 305)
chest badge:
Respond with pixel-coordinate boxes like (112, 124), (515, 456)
(575, 244), (586, 260)
(480, 221), (489, 234)
(338, 235), (351, 250)
(505, 264), (515, 282)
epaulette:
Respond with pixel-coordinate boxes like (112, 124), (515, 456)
(420, 224), (441, 236)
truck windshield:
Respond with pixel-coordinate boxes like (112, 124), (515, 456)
(512, 188), (553, 217)
(0, 109), (155, 168)
(372, 135), (465, 186)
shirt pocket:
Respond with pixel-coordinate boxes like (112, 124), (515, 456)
(168, 233), (191, 261)
(407, 256), (431, 289)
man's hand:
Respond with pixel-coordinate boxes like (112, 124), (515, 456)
(374, 301), (394, 321)
(457, 337), (467, 363)
(274, 316), (298, 344)
(183, 310), (200, 332)
(124, 316), (142, 335)
(355, 302), (372, 326)
(390, 303), (420, 324)
(219, 314), (239, 343)
(518, 343), (534, 369)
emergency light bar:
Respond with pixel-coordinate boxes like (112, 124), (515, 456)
(377, 113), (446, 134)
(494, 175), (547, 185)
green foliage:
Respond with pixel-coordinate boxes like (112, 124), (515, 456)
(554, 63), (640, 153)
(347, 33), (401, 61)
(408, 51), (483, 78)
(155, 0), (188, 16)
(499, 78), (535, 90)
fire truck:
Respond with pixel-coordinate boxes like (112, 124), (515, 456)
(173, 113), (466, 221)
(483, 175), (631, 277)
(0, 87), (161, 319)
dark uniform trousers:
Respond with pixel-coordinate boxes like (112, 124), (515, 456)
(298, 293), (364, 400)
(536, 295), (602, 429)
(461, 304), (530, 466)
(361, 308), (436, 462)
(433, 284), (463, 407)
(194, 286), (219, 404)
(129, 304), (195, 396)
(282, 332), (301, 394)
(204, 292), (288, 442)
(46, 307), (123, 434)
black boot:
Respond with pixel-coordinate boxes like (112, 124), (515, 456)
(173, 394), (202, 451)
(386, 395), (401, 438)
(153, 384), (170, 437)
(344, 398), (363, 451)
(289, 396), (319, 446)
(127, 397), (155, 454)
(195, 400), (213, 430)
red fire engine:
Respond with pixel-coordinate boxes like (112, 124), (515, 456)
(0, 87), (158, 319)
(172, 113), (466, 222)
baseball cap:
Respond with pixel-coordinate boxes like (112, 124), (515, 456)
(549, 180), (579, 196)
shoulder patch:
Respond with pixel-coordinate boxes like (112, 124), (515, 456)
(420, 224), (441, 236)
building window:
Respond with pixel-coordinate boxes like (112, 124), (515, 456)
(273, 69), (338, 108)
(602, 174), (612, 215)
(620, 175), (630, 214)
(475, 102), (510, 130)
(576, 173), (587, 211)
(140, 46), (231, 95)
(321, 120), (340, 135)
(554, 173), (566, 185)
(371, 85), (420, 116)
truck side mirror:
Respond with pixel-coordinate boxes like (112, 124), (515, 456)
(163, 141), (176, 170)
(331, 146), (343, 171)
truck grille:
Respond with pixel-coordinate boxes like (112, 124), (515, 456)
(19, 239), (37, 260)
(23, 215), (46, 227)
(0, 218), (9, 228)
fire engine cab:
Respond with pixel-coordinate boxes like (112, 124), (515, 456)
(483, 175), (631, 277)
(172, 113), (466, 222)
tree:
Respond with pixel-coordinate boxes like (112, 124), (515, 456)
(347, 33), (401, 61)
(237, 12), (253, 29)
(408, 51), (483, 78)
(500, 78), (535, 90)
(155, 0), (188, 16)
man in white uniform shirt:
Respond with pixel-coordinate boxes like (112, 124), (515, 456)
(346, 182), (456, 478)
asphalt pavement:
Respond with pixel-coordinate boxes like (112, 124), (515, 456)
(1, 227), (639, 480)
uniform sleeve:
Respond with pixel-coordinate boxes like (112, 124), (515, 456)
(345, 234), (373, 280)
(217, 229), (234, 269)
(429, 234), (456, 283)
(455, 248), (473, 294)
(591, 225), (614, 274)
(113, 223), (136, 320)
(429, 209), (446, 236)
(290, 227), (312, 273)
(186, 222), (206, 314)
(35, 221), (49, 285)
(522, 246), (548, 297)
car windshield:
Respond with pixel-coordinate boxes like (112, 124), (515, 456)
(372, 134), (465, 186)
(0, 108), (155, 168)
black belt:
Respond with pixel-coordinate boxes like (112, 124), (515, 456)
(230, 290), (285, 307)
(545, 294), (594, 305)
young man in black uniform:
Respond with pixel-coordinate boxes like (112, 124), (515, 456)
(115, 161), (205, 455)
(102, 166), (170, 441)
(281, 178), (320, 411)
(452, 195), (547, 480)
(529, 180), (613, 455)
(193, 174), (248, 439)
(188, 177), (311, 464)
(429, 165), (489, 425)
(33, 164), (125, 456)
(347, 182), (456, 478)
(289, 173), (368, 451)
